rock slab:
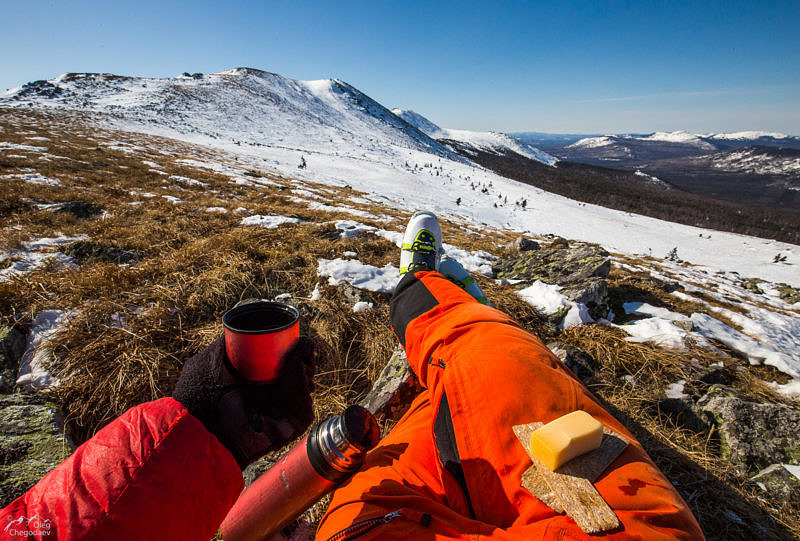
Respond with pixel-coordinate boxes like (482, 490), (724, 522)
(0, 394), (72, 506)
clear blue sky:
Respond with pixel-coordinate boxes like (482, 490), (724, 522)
(2, 0), (799, 134)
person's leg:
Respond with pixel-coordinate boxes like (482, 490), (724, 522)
(388, 269), (703, 538)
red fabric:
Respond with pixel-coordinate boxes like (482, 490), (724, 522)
(1, 397), (243, 541)
(317, 271), (705, 540)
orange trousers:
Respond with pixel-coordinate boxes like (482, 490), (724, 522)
(316, 271), (704, 540)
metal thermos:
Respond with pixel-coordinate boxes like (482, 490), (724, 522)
(220, 405), (381, 541)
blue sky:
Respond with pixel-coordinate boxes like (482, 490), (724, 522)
(2, 0), (798, 134)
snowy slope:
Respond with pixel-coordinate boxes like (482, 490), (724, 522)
(391, 108), (446, 139)
(2, 69), (464, 165)
(2, 69), (798, 286)
(392, 108), (557, 166)
(710, 147), (800, 176)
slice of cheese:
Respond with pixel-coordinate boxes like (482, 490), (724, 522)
(529, 410), (603, 471)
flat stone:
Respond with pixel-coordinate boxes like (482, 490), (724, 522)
(492, 245), (610, 285)
(0, 394), (72, 506)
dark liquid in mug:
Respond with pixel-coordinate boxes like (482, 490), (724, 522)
(225, 304), (297, 333)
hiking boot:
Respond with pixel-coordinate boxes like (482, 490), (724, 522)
(399, 211), (443, 274)
(439, 256), (493, 306)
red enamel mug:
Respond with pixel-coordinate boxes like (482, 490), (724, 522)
(222, 301), (300, 383)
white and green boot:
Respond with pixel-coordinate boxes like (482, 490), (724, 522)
(439, 256), (493, 306)
(399, 211), (443, 274)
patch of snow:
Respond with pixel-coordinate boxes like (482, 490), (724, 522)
(3, 173), (60, 186)
(317, 258), (399, 293)
(334, 220), (376, 239)
(291, 188), (324, 199)
(16, 310), (72, 391)
(560, 302), (594, 329)
(0, 141), (48, 152)
(352, 301), (373, 313)
(517, 281), (570, 315)
(300, 200), (379, 219)
(665, 379), (688, 399)
(620, 318), (694, 349)
(169, 175), (208, 187)
(241, 214), (303, 229)
(690, 313), (799, 378)
(309, 284), (322, 301)
(162, 195), (182, 203)
(343, 251), (357, 257)
(205, 206), (227, 213)
(634, 170), (667, 186)
(783, 463), (800, 481)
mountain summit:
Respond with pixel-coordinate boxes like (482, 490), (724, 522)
(1, 68), (464, 164)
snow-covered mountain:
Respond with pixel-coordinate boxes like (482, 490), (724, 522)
(392, 108), (557, 166)
(1, 69), (464, 165)
(2, 68), (798, 287)
(553, 129), (800, 168)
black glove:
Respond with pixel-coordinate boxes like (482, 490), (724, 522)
(173, 335), (315, 469)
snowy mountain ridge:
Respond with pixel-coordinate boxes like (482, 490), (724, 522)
(391, 108), (557, 166)
(1, 68), (465, 165)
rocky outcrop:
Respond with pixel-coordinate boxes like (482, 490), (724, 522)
(694, 385), (800, 472)
(504, 236), (539, 252)
(46, 200), (103, 219)
(752, 464), (800, 504)
(0, 394), (72, 506)
(493, 244), (611, 285)
(0, 327), (26, 393)
(360, 348), (419, 422)
(546, 341), (599, 383)
(493, 244), (612, 321)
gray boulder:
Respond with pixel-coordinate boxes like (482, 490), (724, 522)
(492, 245), (610, 285)
(360, 348), (419, 422)
(504, 236), (539, 252)
(492, 245), (612, 323)
(695, 385), (800, 472)
(751, 464), (800, 504)
(0, 327), (26, 394)
(0, 394), (72, 506)
(336, 283), (375, 309)
(46, 200), (102, 219)
(546, 341), (599, 382)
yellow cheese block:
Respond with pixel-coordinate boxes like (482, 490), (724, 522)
(529, 410), (603, 471)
